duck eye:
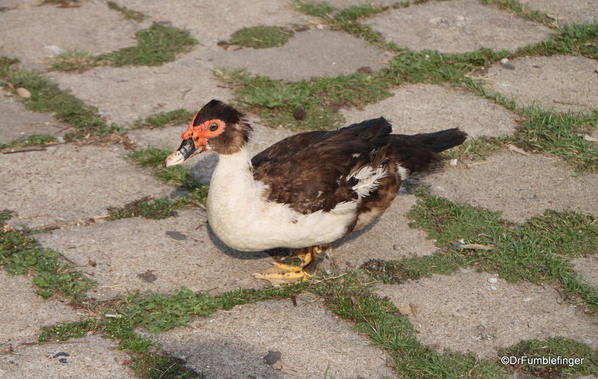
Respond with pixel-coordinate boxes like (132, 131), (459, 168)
(209, 123), (219, 131)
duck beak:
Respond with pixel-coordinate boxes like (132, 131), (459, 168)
(165, 138), (197, 167)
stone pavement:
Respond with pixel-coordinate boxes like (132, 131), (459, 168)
(0, 0), (596, 378)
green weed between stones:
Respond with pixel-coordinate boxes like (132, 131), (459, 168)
(0, 57), (120, 140)
(364, 193), (598, 312)
(128, 147), (205, 191)
(132, 108), (195, 129)
(0, 134), (59, 150)
(40, 274), (514, 378)
(498, 337), (598, 377)
(106, 189), (208, 221)
(0, 214), (95, 301)
(50, 23), (197, 72)
(106, 1), (146, 22)
(218, 26), (295, 49)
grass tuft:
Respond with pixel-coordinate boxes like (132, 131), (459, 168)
(499, 337), (598, 377)
(404, 194), (598, 311)
(128, 147), (206, 191)
(106, 1), (145, 22)
(219, 26), (294, 49)
(133, 109), (194, 129)
(0, 226), (95, 301)
(49, 24), (197, 72)
(1, 57), (116, 139)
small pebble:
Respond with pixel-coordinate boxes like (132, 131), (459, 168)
(489, 285), (497, 291)
(449, 158), (458, 167)
(293, 107), (306, 121)
(16, 87), (31, 98)
(487, 277), (498, 284)
(500, 58), (515, 70)
(263, 351), (282, 366)
(58, 358), (68, 364)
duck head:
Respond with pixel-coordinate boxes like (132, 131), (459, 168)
(165, 99), (253, 167)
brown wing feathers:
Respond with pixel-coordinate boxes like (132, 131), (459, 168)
(251, 118), (467, 216)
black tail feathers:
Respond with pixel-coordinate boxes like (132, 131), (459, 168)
(407, 128), (467, 153)
(391, 128), (467, 174)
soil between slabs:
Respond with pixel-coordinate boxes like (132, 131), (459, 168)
(425, 151), (598, 223)
(37, 209), (270, 301)
(375, 271), (598, 359)
(0, 1), (140, 69)
(0, 271), (80, 347)
(485, 55), (598, 114)
(365, 0), (551, 54)
(145, 294), (394, 378)
(341, 84), (519, 138)
(0, 144), (174, 229)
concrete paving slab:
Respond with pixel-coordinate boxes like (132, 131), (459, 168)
(110, 0), (313, 46)
(0, 92), (70, 144)
(485, 55), (598, 114)
(205, 29), (388, 81)
(149, 294), (394, 378)
(519, 0), (598, 25)
(129, 117), (295, 184)
(572, 255), (598, 288)
(0, 144), (174, 228)
(38, 209), (270, 301)
(425, 151), (598, 223)
(0, 271), (80, 347)
(376, 271), (598, 358)
(334, 194), (437, 270)
(49, 61), (232, 127)
(0, 1), (139, 69)
(0, 336), (135, 379)
(342, 84), (518, 137)
(366, 0), (551, 53)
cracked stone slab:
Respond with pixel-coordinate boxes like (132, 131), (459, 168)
(485, 55), (598, 113)
(0, 92), (70, 144)
(0, 1), (139, 69)
(425, 151), (598, 223)
(205, 29), (388, 81)
(342, 84), (518, 138)
(110, 0), (313, 46)
(376, 271), (598, 358)
(38, 209), (270, 301)
(129, 117), (295, 184)
(366, 0), (551, 53)
(0, 336), (135, 379)
(519, 0), (598, 24)
(572, 255), (598, 288)
(0, 144), (174, 228)
(49, 61), (232, 127)
(149, 294), (394, 378)
(334, 195), (437, 271)
(0, 271), (80, 347)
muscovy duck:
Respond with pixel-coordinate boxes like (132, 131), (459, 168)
(166, 99), (466, 280)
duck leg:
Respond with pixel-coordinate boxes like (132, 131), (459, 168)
(254, 246), (325, 282)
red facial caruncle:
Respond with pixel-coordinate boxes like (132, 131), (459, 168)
(182, 117), (226, 151)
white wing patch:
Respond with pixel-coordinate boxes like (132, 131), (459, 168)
(397, 164), (409, 181)
(350, 165), (387, 198)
